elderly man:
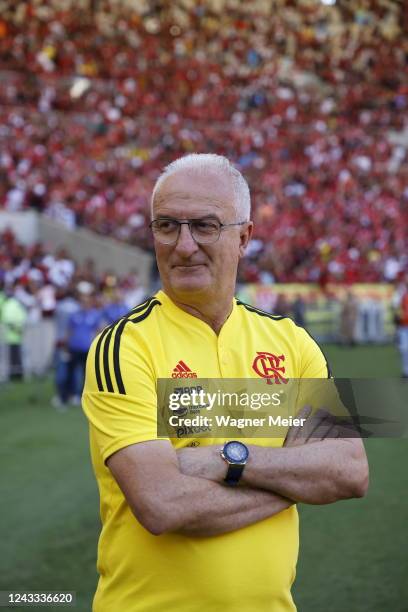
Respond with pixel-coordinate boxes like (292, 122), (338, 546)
(82, 153), (368, 612)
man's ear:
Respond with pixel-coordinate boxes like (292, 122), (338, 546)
(239, 222), (254, 258)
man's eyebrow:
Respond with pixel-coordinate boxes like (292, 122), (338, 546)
(193, 215), (223, 224)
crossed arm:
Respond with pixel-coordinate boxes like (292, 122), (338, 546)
(107, 407), (369, 537)
(107, 440), (292, 537)
(178, 407), (369, 505)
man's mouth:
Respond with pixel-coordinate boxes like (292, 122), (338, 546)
(172, 263), (206, 269)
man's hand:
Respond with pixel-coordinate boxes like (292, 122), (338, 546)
(284, 405), (340, 447)
(178, 405), (345, 485)
(177, 444), (225, 482)
(177, 410), (368, 505)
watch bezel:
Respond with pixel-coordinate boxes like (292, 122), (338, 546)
(222, 440), (249, 465)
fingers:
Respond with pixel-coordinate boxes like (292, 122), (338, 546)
(303, 408), (338, 442)
(302, 409), (354, 442)
(289, 407), (339, 444)
(284, 406), (350, 447)
(284, 405), (312, 446)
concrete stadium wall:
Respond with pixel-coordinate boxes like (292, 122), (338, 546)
(0, 211), (39, 244)
(38, 216), (152, 285)
(0, 211), (153, 287)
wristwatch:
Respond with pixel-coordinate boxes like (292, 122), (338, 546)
(221, 441), (249, 486)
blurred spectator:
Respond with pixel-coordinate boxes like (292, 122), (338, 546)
(36, 280), (57, 373)
(103, 289), (129, 325)
(0, 281), (5, 312)
(292, 294), (306, 327)
(66, 286), (103, 404)
(395, 282), (408, 378)
(51, 286), (80, 410)
(274, 293), (291, 317)
(340, 291), (358, 346)
(121, 272), (147, 309)
(14, 279), (42, 322)
(355, 297), (385, 344)
(44, 248), (75, 288)
(0, 284), (27, 379)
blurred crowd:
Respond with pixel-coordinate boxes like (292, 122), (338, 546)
(0, 228), (147, 316)
(0, 228), (147, 395)
(1, 227), (408, 387)
(0, 0), (407, 284)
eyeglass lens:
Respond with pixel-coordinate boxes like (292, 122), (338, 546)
(152, 219), (221, 244)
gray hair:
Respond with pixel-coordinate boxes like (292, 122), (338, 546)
(151, 153), (251, 220)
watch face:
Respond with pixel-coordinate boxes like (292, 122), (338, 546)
(224, 441), (249, 464)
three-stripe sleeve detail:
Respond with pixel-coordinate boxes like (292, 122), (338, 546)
(94, 298), (161, 394)
(95, 325), (113, 392)
(113, 299), (161, 395)
(102, 325), (115, 393)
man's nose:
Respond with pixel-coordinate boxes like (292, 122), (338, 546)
(174, 223), (199, 256)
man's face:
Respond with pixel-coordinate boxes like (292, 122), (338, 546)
(152, 169), (252, 300)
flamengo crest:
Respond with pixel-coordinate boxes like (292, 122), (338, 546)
(252, 351), (288, 384)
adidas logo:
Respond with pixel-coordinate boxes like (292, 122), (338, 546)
(171, 360), (198, 378)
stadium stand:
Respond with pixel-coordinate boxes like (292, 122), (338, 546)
(0, 0), (407, 284)
(0, 227), (148, 381)
(0, 228), (147, 307)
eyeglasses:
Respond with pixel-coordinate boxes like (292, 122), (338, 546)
(149, 218), (247, 245)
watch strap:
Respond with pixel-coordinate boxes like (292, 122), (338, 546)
(224, 463), (245, 486)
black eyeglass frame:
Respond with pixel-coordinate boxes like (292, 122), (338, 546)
(149, 218), (248, 245)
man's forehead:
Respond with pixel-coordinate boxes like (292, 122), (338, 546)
(154, 169), (235, 208)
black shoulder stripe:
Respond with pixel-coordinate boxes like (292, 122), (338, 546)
(103, 325), (115, 392)
(103, 298), (152, 331)
(128, 298), (161, 324)
(237, 299), (331, 379)
(128, 297), (152, 315)
(236, 300), (287, 321)
(95, 325), (111, 392)
(113, 298), (161, 395)
(96, 297), (158, 393)
(103, 298), (152, 393)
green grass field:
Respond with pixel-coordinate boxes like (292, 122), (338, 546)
(0, 344), (407, 611)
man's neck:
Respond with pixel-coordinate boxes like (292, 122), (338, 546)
(164, 290), (234, 335)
